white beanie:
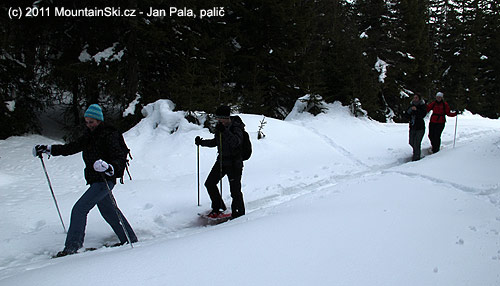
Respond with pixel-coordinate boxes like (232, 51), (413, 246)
(436, 92), (444, 98)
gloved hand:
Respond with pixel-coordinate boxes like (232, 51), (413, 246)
(216, 122), (226, 132)
(32, 145), (50, 157)
(93, 159), (114, 176)
(195, 136), (203, 146)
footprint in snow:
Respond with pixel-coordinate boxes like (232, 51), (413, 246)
(143, 203), (154, 210)
(25, 220), (46, 233)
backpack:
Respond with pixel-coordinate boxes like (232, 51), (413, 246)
(231, 116), (252, 161)
(117, 133), (133, 184)
(241, 129), (252, 161)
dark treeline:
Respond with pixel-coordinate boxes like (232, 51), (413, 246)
(1, 0), (499, 139)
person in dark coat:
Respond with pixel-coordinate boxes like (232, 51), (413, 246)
(33, 104), (137, 257)
(195, 105), (245, 219)
(407, 94), (427, 161)
(427, 92), (457, 153)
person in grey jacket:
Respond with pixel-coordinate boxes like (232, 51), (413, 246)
(195, 105), (245, 219)
(33, 104), (137, 257)
(407, 94), (427, 161)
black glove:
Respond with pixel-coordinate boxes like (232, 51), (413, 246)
(195, 136), (203, 146)
(216, 122), (226, 132)
(32, 145), (50, 157)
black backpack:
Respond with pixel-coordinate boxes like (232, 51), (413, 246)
(241, 129), (252, 161)
(231, 116), (252, 161)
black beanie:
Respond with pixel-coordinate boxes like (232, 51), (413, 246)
(215, 105), (231, 118)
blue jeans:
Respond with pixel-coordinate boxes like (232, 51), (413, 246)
(64, 181), (137, 251)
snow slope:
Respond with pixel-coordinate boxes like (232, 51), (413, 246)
(0, 100), (499, 286)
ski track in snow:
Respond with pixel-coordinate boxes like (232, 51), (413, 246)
(304, 123), (371, 169)
(385, 170), (499, 196)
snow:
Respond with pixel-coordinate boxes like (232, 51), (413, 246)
(123, 94), (141, 117)
(375, 57), (389, 83)
(1, 99), (500, 286)
(78, 47), (92, 62)
(79, 43), (124, 65)
(4, 100), (15, 112)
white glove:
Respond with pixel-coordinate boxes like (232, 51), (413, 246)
(93, 159), (114, 176)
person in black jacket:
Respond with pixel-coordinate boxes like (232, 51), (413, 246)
(407, 94), (427, 161)
(33, 104), (137, 257)
(195, 105), (245, 219)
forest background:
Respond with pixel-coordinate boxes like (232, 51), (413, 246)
(1, 0), (498, 139)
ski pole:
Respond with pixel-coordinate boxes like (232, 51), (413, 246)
(219, 132), (224, 207)
(38, 154), (67, 233)
(453, 115), (458, 148)
(197, 144), (200, 206)
(101, 174), (133, 248)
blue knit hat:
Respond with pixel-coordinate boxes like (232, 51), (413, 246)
(84, 104), (104, 121)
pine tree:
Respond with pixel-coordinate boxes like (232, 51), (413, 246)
(354, 0), (400, 121)
(321, 1), (380, 119)
(0, 1), (52, 139)
(390, 0), (432, 121)
(430, 0), (499, 116)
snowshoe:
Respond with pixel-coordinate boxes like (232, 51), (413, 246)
(53, 248), (77, 258)
(198, 210), (232, 225)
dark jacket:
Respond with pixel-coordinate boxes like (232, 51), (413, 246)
(200, 116), (244, 166)
(51, 123), (127, 184)
(408, 100), (427, 131)
(427, 100), (456, 124)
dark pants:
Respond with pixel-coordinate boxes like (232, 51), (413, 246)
(428, 122), (445, 153)
(205, 160), (245, 217)
(64, 181), (137, 251)
(409, 129), (425, 161)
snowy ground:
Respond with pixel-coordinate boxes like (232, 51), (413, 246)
(0, 100), (499, 286)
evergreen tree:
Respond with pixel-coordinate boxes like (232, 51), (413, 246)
(430, 0), (499, 116)
(354, 0), (400, 121)
(391, 0), (432, 120)
(0, 0), (52, 139)
(1, 0), (499, 139)
(321, 1), (380, 119)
